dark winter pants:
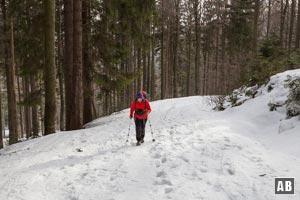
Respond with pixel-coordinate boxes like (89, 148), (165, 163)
(134, 118), (147, 142)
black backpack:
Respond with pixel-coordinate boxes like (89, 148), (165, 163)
(134, 99), (147, 116)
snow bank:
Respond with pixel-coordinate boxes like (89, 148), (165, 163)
(221, 69), (300, 156)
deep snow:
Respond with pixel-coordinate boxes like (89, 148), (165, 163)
(1, 70), (300, 200)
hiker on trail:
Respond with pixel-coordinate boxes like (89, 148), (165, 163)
(130, 92), (152, 146)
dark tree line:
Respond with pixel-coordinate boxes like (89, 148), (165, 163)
(1, 0), (300, 148)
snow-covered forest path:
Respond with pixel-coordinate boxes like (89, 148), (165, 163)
(1, 87), (300, 200)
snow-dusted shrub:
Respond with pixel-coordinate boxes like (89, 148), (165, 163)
(208, 96), (226, 111)
(226, 85), (259, 107)
(267, 83), (274, 92)
(268, 102), (284, 111)
(229, 93), (238, 106)
(245, 86), (258, 98)
(285, 75), (300, 118)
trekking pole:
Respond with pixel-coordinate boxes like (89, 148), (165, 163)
(126, 119), (132, 142)
(148, 118), (155, 142)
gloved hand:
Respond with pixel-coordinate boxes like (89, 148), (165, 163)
(129, 115), (133, 119)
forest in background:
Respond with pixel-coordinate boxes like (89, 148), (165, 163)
(1, 0), (300, 148)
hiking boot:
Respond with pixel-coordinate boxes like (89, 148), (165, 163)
(141, 139), (144, 143)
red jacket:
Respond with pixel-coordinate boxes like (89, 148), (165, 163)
(130, 99), (151, 119)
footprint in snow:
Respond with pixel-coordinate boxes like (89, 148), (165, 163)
(200, 166), (208, 173)
(221, 144), (232, 150)
(250, 156), (263, 162)
(81, 172), (88, 179)
(156, 170), (167, 178)
(223, 163), (235, 175)
(180, 156), (189, 163)
(153, 153), (161, 159)
(154, 179), (173, 186)
(170, 163), (178, 169)
(227, 168), (235, 175)
(165, 187), (173, 194)
(174, 142), (181, 146)
(155, 160), (161, 168)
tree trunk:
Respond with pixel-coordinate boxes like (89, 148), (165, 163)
(64, 0), (73, 130)
(186, 23), (191, 96)
(173, 0), (180, 98)
(92, 99), (97, 119)
(296, 0), (300, 48)
(44, 0), (57, 135)
(147, 47), (151, 94)
(137, 47), (142, 90)
(289, 0), (296, 52)
(160, 0), (165, 99)
(253, 0), (260, 53)
(280, 0), (288, 46)
(16, 66), (24, 138)
(1, 0), (18, 144)
(215, 25), (220, 94)
(109, 91), (112, 114)
(143, 48), (147, 91)
(24, 77), (32, 139)
(150, 23), (155, 100)
(267, 0), (271, 38)
(166, 22), (171, 98)
(147, 24), (151, 94)
(82, 0), (93, 124)
(221, 16), (226, 93)
(31, 76), (39, 137)
(285, 0), (290, 49)
(194, 0), (200, 95)
(134, 46), (138, 94)
(57, 0), (65, 131)
(0, 81), (3, 149)
(70, 0), (83, 129)
(203, 50), (208, 95)
(9, 14), (19, 143)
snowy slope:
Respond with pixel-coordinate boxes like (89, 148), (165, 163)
(1, 70), (300, 200)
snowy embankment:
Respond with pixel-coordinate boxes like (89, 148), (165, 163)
(0, 70), (300, 200)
